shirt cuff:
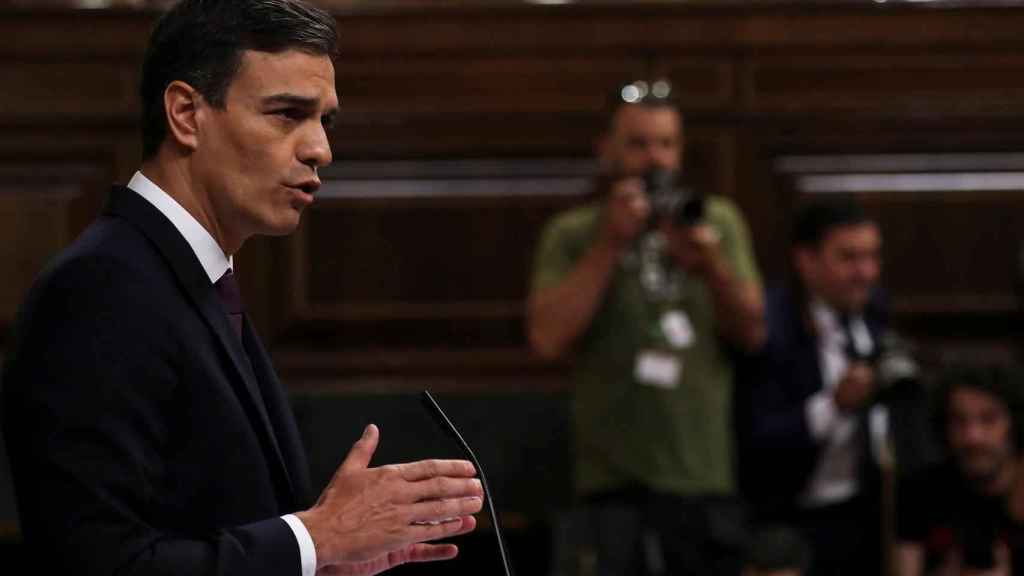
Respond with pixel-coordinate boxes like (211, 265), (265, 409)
(805, 390), (839, 441)
(281, 513), (317, 576)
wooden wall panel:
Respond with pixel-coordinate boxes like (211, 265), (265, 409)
(270, 159), (590, 355)
(0, 58), (138, 122)
(743, 54), (1024, 116)
(337, 55), (732, 115)
(1, 2), (1024, 383)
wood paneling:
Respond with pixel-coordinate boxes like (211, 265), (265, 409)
(269, 159), (589, 355)
(337, 56), (732, 116)
(743, 54), (1024, 116)
(2, 2), (1024, 384)
(0, 58), (138, 122)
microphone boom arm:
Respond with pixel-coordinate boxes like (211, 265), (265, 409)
(421, 390), (514, 576)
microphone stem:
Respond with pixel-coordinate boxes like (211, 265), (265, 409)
(422, 390), (514, 576)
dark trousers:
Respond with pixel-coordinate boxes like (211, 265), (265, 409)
(796, 492), (881, 576)
(563, 487), (747, 576)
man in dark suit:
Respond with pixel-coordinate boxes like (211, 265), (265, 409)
(738, 197), (887, 576)
(1, 1), (483, 575)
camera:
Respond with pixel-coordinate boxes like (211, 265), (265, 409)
(874, 331), (919, 391)
(643, 167), (705, 227)
(846, 329), (919, 396)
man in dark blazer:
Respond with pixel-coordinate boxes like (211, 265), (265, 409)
(1, 1), (483, 575)
(737, 197), (887, 576)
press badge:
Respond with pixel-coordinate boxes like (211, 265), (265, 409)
(661, 310), (695, 350)
(635, 350), (681, 389)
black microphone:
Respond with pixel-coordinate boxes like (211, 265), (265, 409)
(421, 390), (514, 576)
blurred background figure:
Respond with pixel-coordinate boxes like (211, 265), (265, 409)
(528, 80), (764, 576)
(738, 197), (891, 576)
(897, 363), (1024, 576)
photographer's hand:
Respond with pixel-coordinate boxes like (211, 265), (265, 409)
(660, 221), (720, 276)
(834, 362), (877, 412)
(599, 177), (650, 250)
(660, 220), (765, 351)
(527, 176), (649, 359)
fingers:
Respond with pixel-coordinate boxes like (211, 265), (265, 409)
(405, 477), (483, 503)
(604, 178), (650, 244)
(407, 495), (484, 524)
(849, 365), (877, 396)
(848, 361), (873, 379)
(404, 543), (460, 563)
(447, 513), (477, 537)
(609, 177), (645, 202)
(662, 223), (718, 249)
(339, 424), (380, 474)
(616, 182), (650, 224)
(425, 515), (477, 540)
(691, 225), (721, 248)
(396, 459), (477, 482)
(408, 514), (479, 542)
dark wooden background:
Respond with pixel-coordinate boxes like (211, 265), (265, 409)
(3, 1), (1024, 571)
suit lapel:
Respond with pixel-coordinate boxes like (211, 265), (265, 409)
(243, 322), (311, 506)
(104, 186), (296, 504)
(786, 291), (827, 398)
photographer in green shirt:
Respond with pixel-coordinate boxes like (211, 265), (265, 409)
(529, 80), (765, 576)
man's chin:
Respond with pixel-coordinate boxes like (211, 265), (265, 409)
(841, 292), (871, 313)
(959, 460), (1006, 491)
(261, 216), (302, 237)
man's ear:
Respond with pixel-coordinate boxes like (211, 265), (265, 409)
(163, 80), (203, 152)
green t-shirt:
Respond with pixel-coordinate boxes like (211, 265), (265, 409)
(532, 196), (761, 497)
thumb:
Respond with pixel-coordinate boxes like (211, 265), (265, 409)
(339, 423), (379, 473)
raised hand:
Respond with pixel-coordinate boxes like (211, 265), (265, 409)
(297, 424), (484, 576)
(599, 177), (650, 250)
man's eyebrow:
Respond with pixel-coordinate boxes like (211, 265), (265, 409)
(262, 93), (319, 108)
(262, 93), (339, 116)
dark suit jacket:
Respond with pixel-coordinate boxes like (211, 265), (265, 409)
(736, 285), (884, 522)
(2, 186), (312, 575)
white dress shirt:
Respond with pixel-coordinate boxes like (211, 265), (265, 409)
(128, 171), (317, 576)
(800, 299), (877, 507)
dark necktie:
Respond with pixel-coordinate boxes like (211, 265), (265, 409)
(839, 312), (871, 362)
(214, 268), (244, 339)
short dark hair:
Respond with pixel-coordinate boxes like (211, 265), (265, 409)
(791, 195), (873, 249)
(139, 0), (338, 159)
(933, 362), (1024, 455)
(744, 525), (810, 573)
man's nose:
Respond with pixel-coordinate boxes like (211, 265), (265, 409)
(855, 258), (880, 282)
(299, 124), (333, 169)
(961, 422), (988, 445)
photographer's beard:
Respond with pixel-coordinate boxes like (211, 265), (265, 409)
(953, 441), (1016, 496)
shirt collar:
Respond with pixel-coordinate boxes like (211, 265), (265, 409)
(809, 297), (873, 355)
(127, 171), (232, 284)
(809, 298), (840, 334)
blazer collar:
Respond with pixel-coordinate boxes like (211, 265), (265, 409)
(103, 186), (296, 503)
